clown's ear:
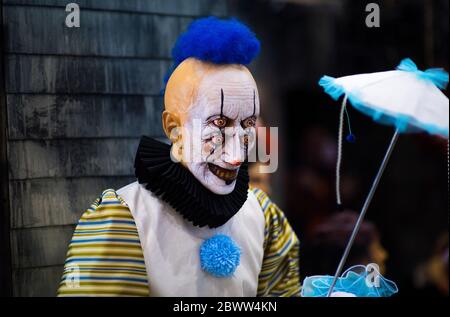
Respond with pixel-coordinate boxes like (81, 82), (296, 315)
(162, 110), (181, 143)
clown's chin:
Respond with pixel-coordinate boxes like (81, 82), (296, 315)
(207, 163), (238, 185)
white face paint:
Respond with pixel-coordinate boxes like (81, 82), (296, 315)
(181, 67), (259, 195)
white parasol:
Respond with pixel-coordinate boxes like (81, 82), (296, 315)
(318, 58), (449, 296)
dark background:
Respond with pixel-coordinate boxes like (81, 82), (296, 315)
(0, 0), (448, 296)
(231, 0), (448, 297)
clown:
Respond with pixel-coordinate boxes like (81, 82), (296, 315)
(58, 17), (301, 297)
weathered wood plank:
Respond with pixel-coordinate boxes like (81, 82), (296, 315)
(7, 94), (164, 139)
(179, 17), (196, 32)
(5, 55), (171, 94)
(10, 176), (136, 229)
(153, 15), (184, 59)
(4, 6), (155, 57)
(152, 16), (196, 58)
(0, 0), (13, 297)
(11, 226), (75, 268)
(13, 265), (63, 296)
(3, 0), (228, 17)
(4, 6), (195, 58)
(8, 138), (140, 180)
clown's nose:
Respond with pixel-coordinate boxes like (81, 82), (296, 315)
(229, 160), (242, 167)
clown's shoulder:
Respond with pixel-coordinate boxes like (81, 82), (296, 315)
(250, 187), (301, 297)
(57, 187), (150, 297)
(57, 183), (301, 297)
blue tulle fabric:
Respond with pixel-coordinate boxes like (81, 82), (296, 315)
(301, 265), (399, 297)
(396, 58), (449, 90)
(318, 58), (449, 138)
(318, 75), (345, 101)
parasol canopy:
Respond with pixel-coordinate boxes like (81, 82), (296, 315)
(319, 58), (449, 138)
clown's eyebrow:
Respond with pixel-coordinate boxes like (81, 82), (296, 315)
(253, 90), (256, 116)
(220, 88), (224, 117)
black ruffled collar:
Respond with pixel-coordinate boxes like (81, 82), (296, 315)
(134, 136), (249, 228)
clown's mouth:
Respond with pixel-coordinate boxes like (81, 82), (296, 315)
(208, 163), (238, 183)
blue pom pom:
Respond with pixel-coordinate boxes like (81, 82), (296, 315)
(200, 234), (241, 278)
(162, 16), (261, 91)
(346, 133), (356, 143)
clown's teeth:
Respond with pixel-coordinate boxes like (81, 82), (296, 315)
(208, 163), (238, 182)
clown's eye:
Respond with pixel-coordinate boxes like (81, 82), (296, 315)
(242, 117), (256, 129)
(243, 135), (249, 145)
(213, 117), (227, 128)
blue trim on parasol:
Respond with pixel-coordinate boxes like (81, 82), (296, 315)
(346, 90), (449, 138)
(397, 58), (449, 90)
(318, 75), (345, 101)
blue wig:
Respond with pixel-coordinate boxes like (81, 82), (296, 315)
(162, 16), (261, 91)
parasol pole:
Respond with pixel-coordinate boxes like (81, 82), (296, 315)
(327, 128), (400, 297)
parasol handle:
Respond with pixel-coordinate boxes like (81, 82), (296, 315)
(327, 128), (400, 297)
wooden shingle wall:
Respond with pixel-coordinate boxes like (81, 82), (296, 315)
(1, 0), (227, 296)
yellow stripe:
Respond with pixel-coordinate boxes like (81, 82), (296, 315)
(67, 250), (145, 259)
(58, 285), (149, 296)
(74, 224), (138, 231)
(73, 232), (138, 238)
(61, 271), (147, 278)
(59, 281), (149, 290)
(74, 225), (138, 231)
(80, 206), (133, 217)
(63, 263), (147, 270)
(68, 241), (141, 247)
